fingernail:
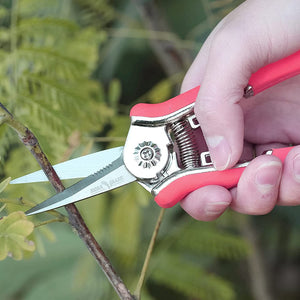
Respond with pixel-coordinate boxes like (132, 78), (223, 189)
(205, 201), (229, 216)
(255, 161), (281, 194)
(206, 136), (231, 170)
(292, 154), (300, 182)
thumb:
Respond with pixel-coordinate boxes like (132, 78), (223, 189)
(194, 37), (250, 170)
(187, 0), (300, 170)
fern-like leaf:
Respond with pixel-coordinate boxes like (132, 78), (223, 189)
(152, 252), (235, 300)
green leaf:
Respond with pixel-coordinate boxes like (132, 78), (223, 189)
(147, 79), (173, 103)
(0, 5), (9, 19)
(174, 221), (250, 260)
(0, 125), (16, 169)
(110, 184), (141, 267)
(108, 79), (121, 108)
(0, 28), (10, 43)
(0, 211), (35, 261)
(18, 17), (79, 34)
(152, 252), (235, 300)
(0, 177), (11, 194)
(107, 115), (130, 148)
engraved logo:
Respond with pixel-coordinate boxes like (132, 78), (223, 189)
(90, 176), (124, 195)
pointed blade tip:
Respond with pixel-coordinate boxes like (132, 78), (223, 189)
(25, 210), (36, 216)
(25, 205), (43, 216)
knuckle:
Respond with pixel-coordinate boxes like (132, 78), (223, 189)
(195, 99), (219, 124)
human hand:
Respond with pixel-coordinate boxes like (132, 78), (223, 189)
(180, 0), (300, 220)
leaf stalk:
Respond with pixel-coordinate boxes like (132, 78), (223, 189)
(134, 208), (165, 299)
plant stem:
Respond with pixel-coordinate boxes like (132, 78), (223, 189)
(237, 215), (273, 300)
(0, 104), (135, 300)
(108, 27), (198, 51)
(134, 208), (165, 299)
(0, 204), (6, 213)
(34, 217), (67, 228)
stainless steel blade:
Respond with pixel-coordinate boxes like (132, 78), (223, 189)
(11, 147), (123, 184)
(25, 154), (136, 215)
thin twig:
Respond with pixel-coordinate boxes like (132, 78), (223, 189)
(34, 217), (68, 228)
(108, 27), (198, 51)
(134, 208), (165, 299)
(0, 104), (135, 300)
(237, 215), (273, 300)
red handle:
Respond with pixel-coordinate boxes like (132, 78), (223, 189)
(155, 166), (245, 208)
(154, 147), (293, 208)
(130, 50), (300, 118)
(248, 50), (300, 95)
(130, 86), (200, 118)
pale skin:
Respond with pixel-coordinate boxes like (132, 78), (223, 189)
(180, 0), (300, 221)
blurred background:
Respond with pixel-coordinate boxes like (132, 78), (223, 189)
(0, 0), (299, 299)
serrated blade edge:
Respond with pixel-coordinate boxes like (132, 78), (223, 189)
(11, 147), (124, 184)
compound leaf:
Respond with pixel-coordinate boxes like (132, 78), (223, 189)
(0, 211), (35, 261)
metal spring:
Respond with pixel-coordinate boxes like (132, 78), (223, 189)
(171, 118), (200, 169)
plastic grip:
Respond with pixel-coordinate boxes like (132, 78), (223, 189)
(154, 147), (294, 208)
(248, 50), (300, 95)
(130, 86), (200, 118)
(154, 167), (245, 208)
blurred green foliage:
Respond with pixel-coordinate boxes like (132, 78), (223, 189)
(0, 0), (299, 300)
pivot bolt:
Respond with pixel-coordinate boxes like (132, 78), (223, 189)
(134, 141), (161, 169)
(140, 147), (154, 161)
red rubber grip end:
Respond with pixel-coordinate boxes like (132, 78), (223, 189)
(248, 50), (300, 95)
(130, 86), (200, 118)
(155, 147), (294, 208)
(154, 167), (245, 208)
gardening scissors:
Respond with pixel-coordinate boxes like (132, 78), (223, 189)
(11, 50), (300, 216)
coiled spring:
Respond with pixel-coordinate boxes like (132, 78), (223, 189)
(171, 118), (200, 169)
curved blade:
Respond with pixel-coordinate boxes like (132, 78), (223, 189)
(11, 147), (124, 184)
(26, 154), (136, 216)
